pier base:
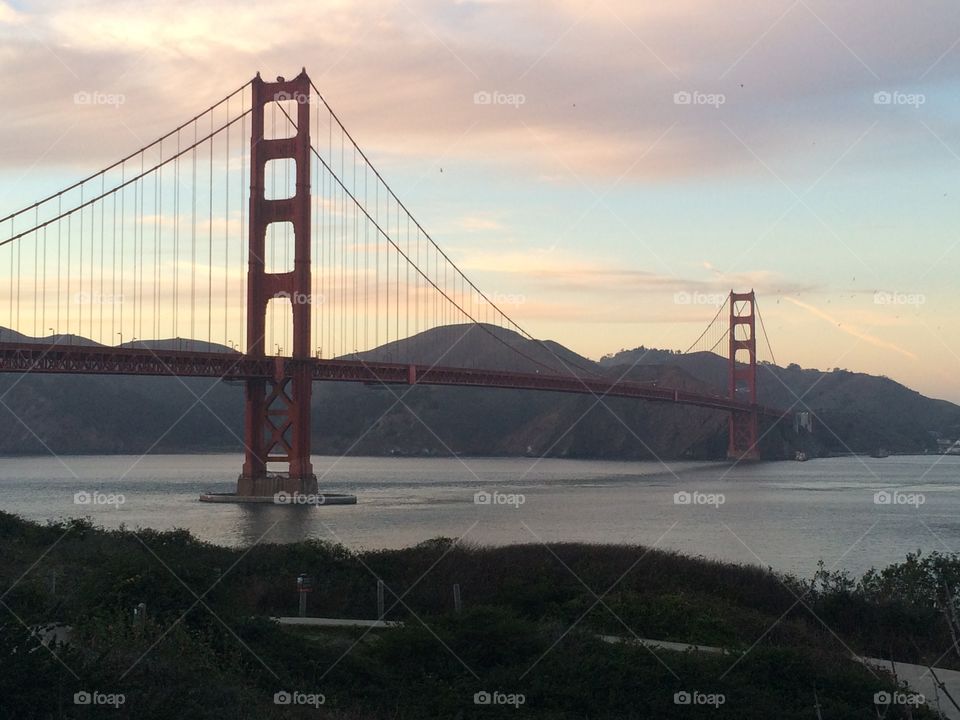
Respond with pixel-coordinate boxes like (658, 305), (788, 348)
(199, 491), (357, 505)
(201, 470), (356, 505)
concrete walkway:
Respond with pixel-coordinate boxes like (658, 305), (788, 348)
(599, 634), (727, 655)
(857, 656), (960, 719)
(275, 616), (402, 629)
(601, 632), (960, 719)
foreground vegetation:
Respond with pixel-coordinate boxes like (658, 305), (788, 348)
(0, 511), (955, 718)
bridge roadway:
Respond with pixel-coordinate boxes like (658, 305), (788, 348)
(0, 342), (788, 418)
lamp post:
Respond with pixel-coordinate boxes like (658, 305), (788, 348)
(296, 574), (313, 618)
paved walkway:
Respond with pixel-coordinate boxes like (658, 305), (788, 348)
(599, 634), (727, 655)
(278, 617), (960, 717)
(275, 616), (402, 629)
(857, 656), (960, 719)
(600, 633), (960, 719)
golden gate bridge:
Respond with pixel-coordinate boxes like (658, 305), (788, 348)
(0, 69), (789, 500)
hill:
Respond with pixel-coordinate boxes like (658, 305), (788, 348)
(353, 322), (597, 374)
(602, 346), (960, 455)
(0, 327), (957, 458)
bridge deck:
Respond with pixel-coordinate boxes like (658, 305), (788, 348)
(0, 342), (787, 418)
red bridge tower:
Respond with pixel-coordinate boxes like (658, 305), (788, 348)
(238, 71), (318, 497)
(727, 290), (760, 460)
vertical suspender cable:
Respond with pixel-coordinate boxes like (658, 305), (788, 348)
(77, 187), (83, 339)
(57, 197), (61, 336)
(174, 133), (180, 340)
(154, 142), (160, 342)
(100, 175), (105, 341)
(138, 153), (145, 341)
(395, 203), (399, 345)
(209, 112), (214, 347)
(67, 195), (73, 338)
(33, 208), (38, 337)
(375, 172), (379, 349)
(353, 143), (358, 354)
(110, 179), (116, 339)
(313, 103), (320, 357)
(223, 102), (229, 347)
(239, 104), (246, 350)
(191, 120), (197, 348)
(364, 161), (369, 352)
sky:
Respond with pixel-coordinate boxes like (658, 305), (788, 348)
(0, 0), (959, 401)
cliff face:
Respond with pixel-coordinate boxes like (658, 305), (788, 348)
(0, 328), (955, 459)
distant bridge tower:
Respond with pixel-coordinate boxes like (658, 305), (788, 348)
(727, 290), (759, 460)
(238, 70), (318, 497)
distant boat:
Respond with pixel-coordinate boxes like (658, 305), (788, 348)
(870, 448), (890, 459)
(794, 451), (808, 462)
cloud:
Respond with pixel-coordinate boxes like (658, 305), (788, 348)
(458, 215), (502, 231)
(1, 0), (959, 402)
(462, 246), (811, 294)
(0, 1), (23, 25)
(783, 296), (918, 360)
(3, 0), (960, 182)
